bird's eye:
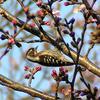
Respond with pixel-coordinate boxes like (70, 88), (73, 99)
(26, 48), (34, 56)
(26, 48), (38, 57)
(30, 48), (35, 52)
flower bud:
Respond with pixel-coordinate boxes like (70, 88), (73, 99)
(69, 18), (75, 24)
(51, 69), (57, 79)
(8, 38), (15, 44)
(0, 34), (7, 40)
(35, 66), (42, 71)
(64, 2), (72, 6)
(24, 73), (31, 79)
(24, 66), (30, 71)
(70, 32), (75, 37)
(36, 1), (42, 7)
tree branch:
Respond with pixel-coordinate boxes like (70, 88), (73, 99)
(0, 74), (55, 100)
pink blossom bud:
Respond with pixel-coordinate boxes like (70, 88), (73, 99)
(51, 70), (57, 78)
(29, 23), (36, 28)
(8, 38), (15, 44)
(59, 67), (68, 75)
(24, 66), (30, 71)
(36, 1), (42, 6)
(37, 10), (44, 17)
(24, 6), (29, 13)
(91, 19), (97, 22)
(64, 2), (71, 6)
(12, 20), (17, 25)
(35, 66), (42, 71)
(43, 21), (51, 26)
(24, 73), (31, 79)
(59, 67), (64, 72)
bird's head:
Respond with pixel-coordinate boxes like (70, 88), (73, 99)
(26, 47), (39, 62)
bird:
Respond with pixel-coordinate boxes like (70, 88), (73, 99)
(26, 47), (74, 66)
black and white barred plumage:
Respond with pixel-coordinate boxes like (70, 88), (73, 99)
(26, 48), (74, 66)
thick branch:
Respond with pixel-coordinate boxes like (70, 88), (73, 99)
(60, 44), (100, 77)
(0, 7), (100, 77)
(0, 74), (55, 100)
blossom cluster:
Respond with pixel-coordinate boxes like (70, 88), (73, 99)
(51, 67), (68, 82)
(24, 66), (42, 79)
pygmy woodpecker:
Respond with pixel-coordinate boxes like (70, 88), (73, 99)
(26, 48), (74, 66)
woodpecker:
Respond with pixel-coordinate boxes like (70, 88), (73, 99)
(26, 48), (74, 66)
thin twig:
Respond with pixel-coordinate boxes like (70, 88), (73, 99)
(55, 81), (59, 100)
(85, 44), (95, 58)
